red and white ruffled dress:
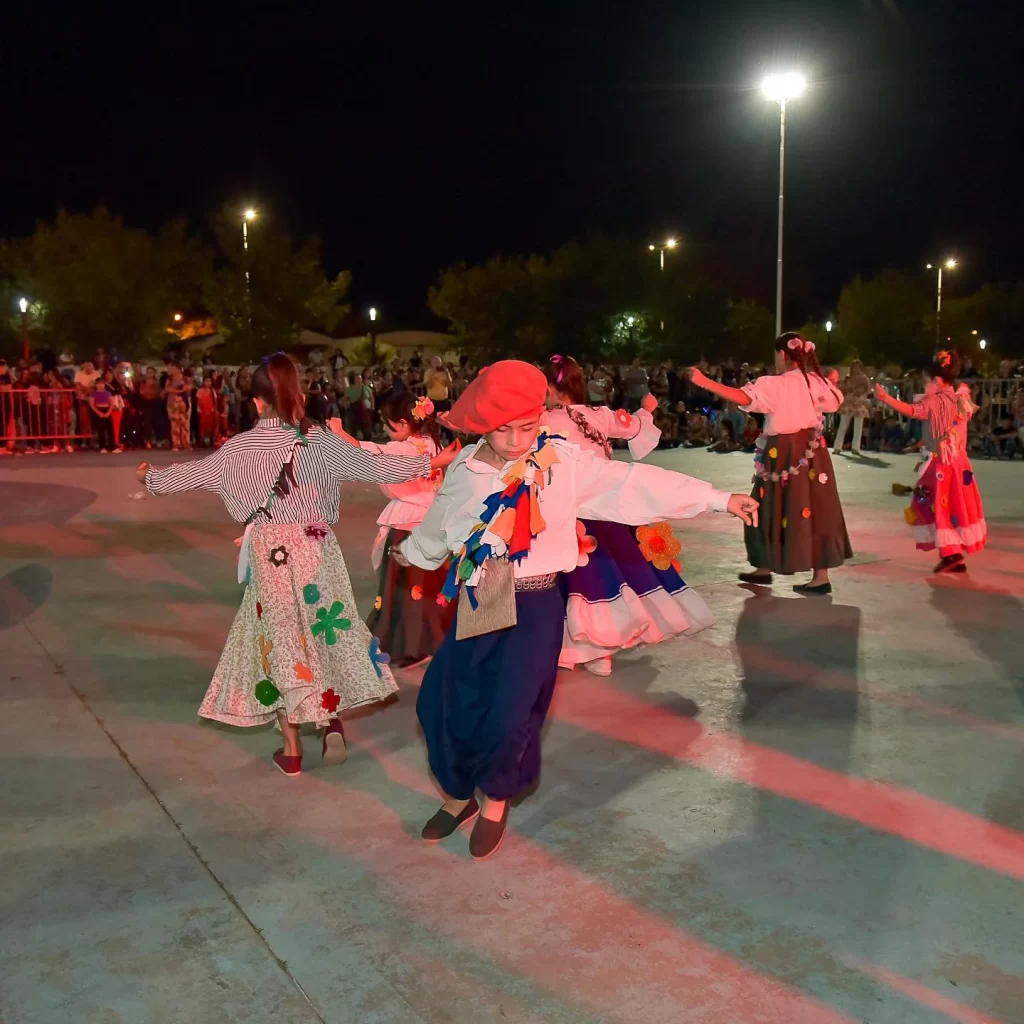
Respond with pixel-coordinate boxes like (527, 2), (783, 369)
(904, 385), (987, 557)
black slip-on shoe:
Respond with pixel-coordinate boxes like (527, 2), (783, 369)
(421, 799), (480, 843)
(793, 581), (832, 595)
(738, 572), (773, 585)
(469, 804), (510, 861)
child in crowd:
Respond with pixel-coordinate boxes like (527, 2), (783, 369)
(197, 377), (221, 447)
(89, 376), (116, 453)
(688, 332), (851, 595)
(875, 350), (987, 572)
(330, 392), (455, 667)
(397, 360), (757, 859)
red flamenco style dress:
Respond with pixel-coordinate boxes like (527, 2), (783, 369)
(904, 385), (987, 558)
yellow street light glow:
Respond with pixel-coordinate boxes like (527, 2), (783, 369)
(665, 237), (677, 249)
(649, 244), (656, 251)
(762, 72), (806, 103)
(971, 329), (978, 335)
(979, 339), (987, 350)
(244, 208), (257, 221)
(945, 258), (957, 269)
(173, 313), (183, 322)
(18, 297), (28, 314)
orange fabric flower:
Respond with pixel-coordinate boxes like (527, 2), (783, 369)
(802, 507), (811, 519)
(904, 506), (918, 525)
(636, 522), (682, 571)
(374, 595), (383, 610)
(615, 409), (633, 429)
(294, 662), (313, 683)
(410, 585), (424, 601)
(768, 447), (778, 459)
(575, 520), (598, 567)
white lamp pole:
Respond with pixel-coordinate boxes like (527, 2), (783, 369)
(926, 258), (957, 346)
(762, 72), (806, 337)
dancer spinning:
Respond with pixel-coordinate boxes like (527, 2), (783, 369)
(137, 354), (458, 776)
(399, 360), (758, 860)
(329, 392), (455, 667)
(874, 349), (986, 572)
(543, 354), (714, 675)
(687, 332), (851, 595)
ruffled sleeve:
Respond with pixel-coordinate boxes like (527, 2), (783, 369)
(579, 405), (661, 460)
(740, 375), (782, 414)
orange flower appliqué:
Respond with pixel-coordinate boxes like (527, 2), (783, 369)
(294, 662), (313, 683)
(636, 522), (682, 571)
(374, 595), (383, 610)
(575, 520), (598, 567)
(410, 585), (424, 601)
(615, 409), (633, 429)
(802, 507), (812, 519)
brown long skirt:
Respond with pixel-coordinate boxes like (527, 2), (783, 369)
(745, 429), (852, 574)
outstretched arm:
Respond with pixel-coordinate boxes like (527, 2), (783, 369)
(874, 383), (917, 418)
(142, 446), (229, 494)
(686, 367), (752, 407)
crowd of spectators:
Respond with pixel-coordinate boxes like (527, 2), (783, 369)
(2, 344), (1022, 460)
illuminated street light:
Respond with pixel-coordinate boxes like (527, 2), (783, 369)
(18, 297), (28, 314)
(18, 297), (30, 360)
(926, 258), (957, 346)
(979, 339), (987, 350)
(762, 71), (807, 336)
(649, 236), (679, 271)
(173, 312), (183, 322)
(369, 307), (377, 322)
(825, 319), (834, 362)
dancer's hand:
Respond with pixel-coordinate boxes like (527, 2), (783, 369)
(135, 462), (151, 484)
(641, 393), (659, 413)
(873, 383), (890, 403)
(726, 493), (759, 526)
(686, 367), (709, 389)
(392, 547), (411, 568)
(328, 417), (359, 445)
(430, 439), (462, 472)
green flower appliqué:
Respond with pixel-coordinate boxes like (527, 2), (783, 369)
(310, 601), (352, 646)
(255, 679), (281, 706)
(303, 583), (320, 605)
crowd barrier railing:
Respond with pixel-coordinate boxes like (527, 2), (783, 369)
(1, 388), (97, 447)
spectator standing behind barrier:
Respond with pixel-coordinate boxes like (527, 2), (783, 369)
(424, 356), (452, 413)
(832, 361), (871, 456)
(74, 361), (101, 448)
(623, 357), (649, 413)
(89, 376), (116, 453)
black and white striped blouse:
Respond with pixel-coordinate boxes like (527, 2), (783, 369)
(145, 417), (432, 525)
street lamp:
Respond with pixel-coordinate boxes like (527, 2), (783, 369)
(979, 339), (987, 350)
(825, 319), (833, 362)
(648, 236), (678, 271)
(925, 258), (957, 347)
(762, 71), (806, 337)
(368, 307), (379, 367)
(18, 297), (29, 361)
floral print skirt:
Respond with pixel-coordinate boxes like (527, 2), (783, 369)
(198, 524), (397, 728)
(745, 429), (852, 574)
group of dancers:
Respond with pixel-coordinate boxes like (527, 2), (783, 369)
(136, 336), (987, 860)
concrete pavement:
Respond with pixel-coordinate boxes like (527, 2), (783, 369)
(1, 446), (1023, 1023)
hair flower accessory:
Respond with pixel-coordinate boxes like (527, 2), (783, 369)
(786, 337), (815, 353)
(937, 350), (952, 368)
(412, 396), (435, 421)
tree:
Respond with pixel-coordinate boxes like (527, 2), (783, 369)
(0, 207), (210, 359)
(204, 205), (351, 363)
(835, 271), (932, 366)
(724, 300), (775, 363)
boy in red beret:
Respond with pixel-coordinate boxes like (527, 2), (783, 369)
(399, 360), (757, 860)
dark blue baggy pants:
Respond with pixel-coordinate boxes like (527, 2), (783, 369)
(416, 583), (566, 801)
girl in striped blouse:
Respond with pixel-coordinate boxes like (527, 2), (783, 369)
(137, 354), (457, 776)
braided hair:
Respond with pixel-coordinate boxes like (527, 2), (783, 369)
(775, 331), (827, 390)
(546, 355), (613, 457)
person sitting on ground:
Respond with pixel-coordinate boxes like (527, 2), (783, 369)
(652, 400), (680, 448)
(984, 414), (1022, 459)
(684, 411), (712, 447)
(741, 414), (760, 452)
(708, 417), (741, 454)
(880, 415), (907, 453)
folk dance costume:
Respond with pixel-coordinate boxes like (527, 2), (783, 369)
(544, 403), (715, 670)
(144, 418), (435, 741)
(402, 361), (742, 858)
(885, 380), (986, 566)
(740, 367), (852, 576)
(358, 431), (455, 664)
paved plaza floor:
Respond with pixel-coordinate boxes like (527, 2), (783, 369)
(2, 446), (1023, 1023)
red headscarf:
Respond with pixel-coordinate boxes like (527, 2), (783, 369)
(446, 360), (547, 434)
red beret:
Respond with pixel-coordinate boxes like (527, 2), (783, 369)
(447, 360), (547, 434)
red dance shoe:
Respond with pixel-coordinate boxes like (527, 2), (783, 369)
(321, 718), (348, 765)
(272, 749), (303, 776)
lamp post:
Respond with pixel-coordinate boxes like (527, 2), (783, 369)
(648, 236), (678, 271)
(243, 208), (257, 347)
(825, 319), (833, 363)
(926, 258), (957, 347)
(762, 71), (806, 337)
(368, 307), (378, 368)
(18, 297), (29, 362)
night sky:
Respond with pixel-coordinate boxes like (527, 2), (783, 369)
(3, 2), (1020, 327)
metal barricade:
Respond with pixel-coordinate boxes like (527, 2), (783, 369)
(1, 388), (95, 449)
(965, 378), (1023, 433)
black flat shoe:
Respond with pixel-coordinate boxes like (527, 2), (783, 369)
(738, 572), (773, 585)
(469, 803), (510, 861)
(934, 554), (965, 574)
(794, 581), (832, 595)
(421, 798), (480, 843)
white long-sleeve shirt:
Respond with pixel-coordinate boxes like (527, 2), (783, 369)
(740, 370), (843, 436)
(544, 405), (660, 461)
(401, 438), (731, 576)
(357, 435), (442, 530)
(145, 417), (431, 524)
